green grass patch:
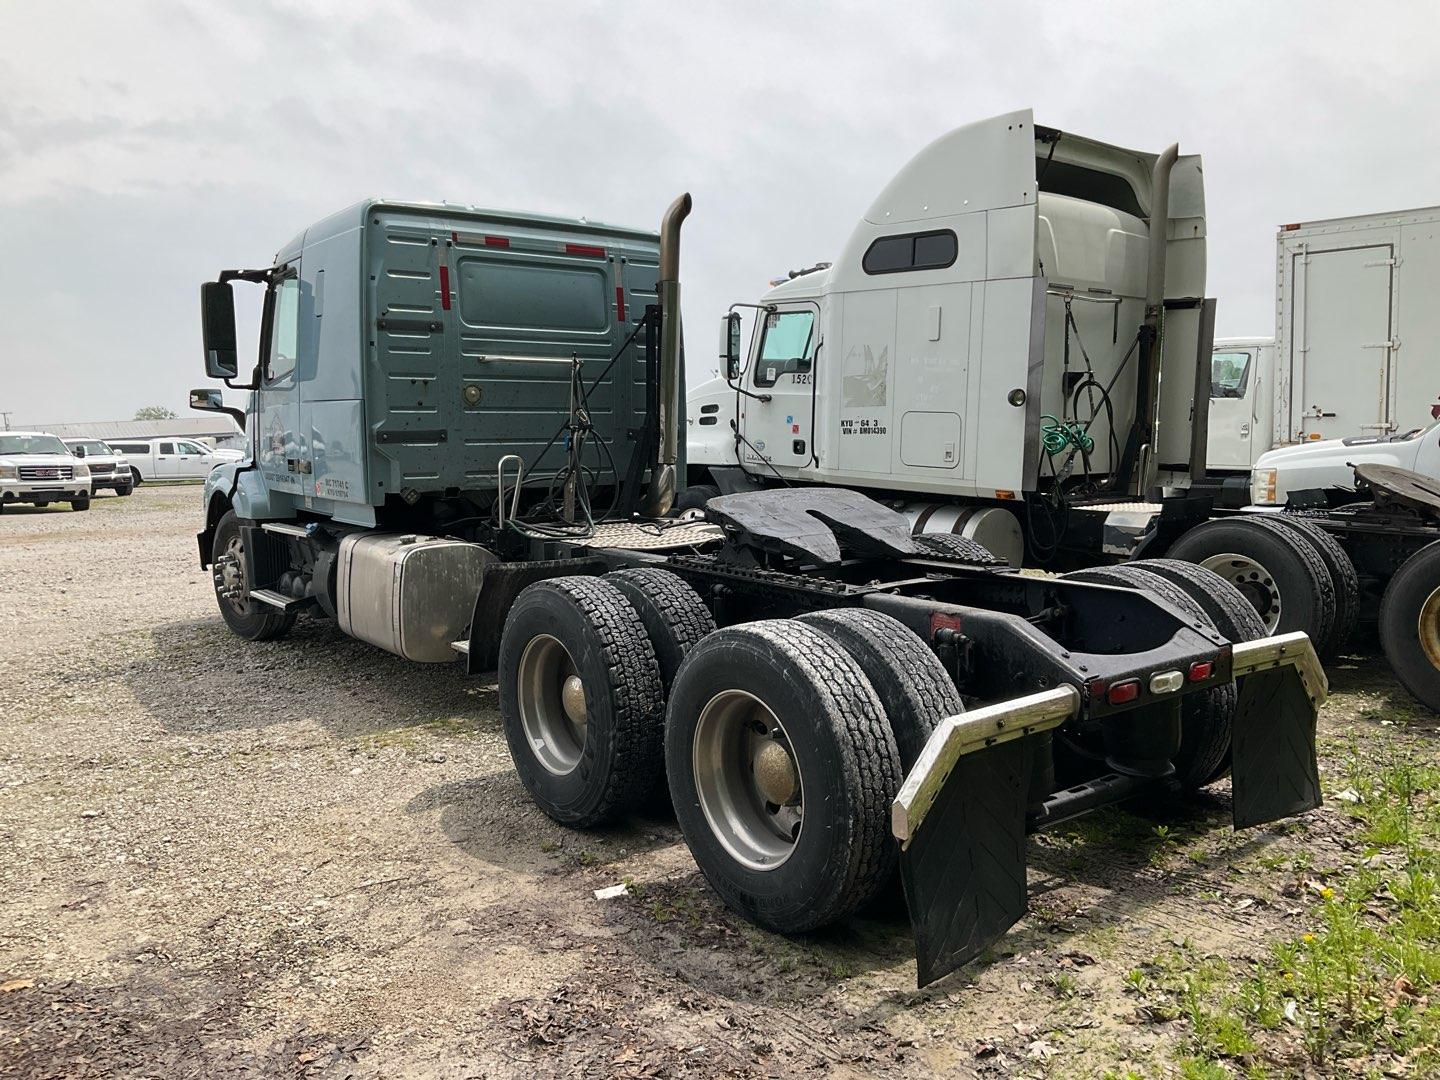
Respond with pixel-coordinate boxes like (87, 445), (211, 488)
(1142, 744), (1440, 1073)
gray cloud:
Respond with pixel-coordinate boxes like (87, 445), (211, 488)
(1, 0), (1436, 423)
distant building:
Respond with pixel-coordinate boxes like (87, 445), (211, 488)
(15, 417), (245, 450)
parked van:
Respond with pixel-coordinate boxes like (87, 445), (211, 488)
(106, 437), (244, 483)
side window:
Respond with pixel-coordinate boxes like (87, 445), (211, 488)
(753, 310), (816, 388)
(1210, 351), (1252, 399)
(862, 230), (958, 275)
(159, 442), (176, 455)
(265, 274), (301, 382)
(180, 440), (207, 455)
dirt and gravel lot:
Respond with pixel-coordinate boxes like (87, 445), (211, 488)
(2, 486), (1438, 1079)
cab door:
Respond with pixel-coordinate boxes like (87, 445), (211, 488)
(738, 303), (820, 473)
(254, 268), (307, 498)
(170, 440), (206, 478)
(154, 441), (181, 478)
(1206, 347), (1257, 470)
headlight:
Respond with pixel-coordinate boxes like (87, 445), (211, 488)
(1250, 467), (1277, 505)
(0, 462), (15, 480)
(73, 461), (90, 478)
(112, 462), (130, 473)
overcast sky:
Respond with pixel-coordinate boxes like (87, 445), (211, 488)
(2, 1), (1437, 426)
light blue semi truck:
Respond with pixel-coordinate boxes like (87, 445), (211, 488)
(192, 180), (1326, 986)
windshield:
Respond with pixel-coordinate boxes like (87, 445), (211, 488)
(0, 434), (69, 456)
(69, 440), (110, 456)
(1210, 351), (1252, 399)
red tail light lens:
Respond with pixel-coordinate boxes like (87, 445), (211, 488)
(1107, 679), (1140, 706)
(1188, 661), (1214, 683)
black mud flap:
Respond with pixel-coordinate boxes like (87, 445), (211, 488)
(1230, 667), (1322, 829)
(899, 739), (1030, 988)
(463, 557), (607, 674)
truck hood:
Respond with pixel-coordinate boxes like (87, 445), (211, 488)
(0, 453), (81, 467)
(1257, 426), (1433, 471)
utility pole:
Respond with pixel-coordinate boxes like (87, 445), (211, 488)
(0, 412), (12, 431)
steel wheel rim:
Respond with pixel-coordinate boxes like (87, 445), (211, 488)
(692, 689), (803, 872)
(1200, 552), (1282, 632)
(1418, 586), (1440, 671)
(517, 634), (586, 775)
(216, 534), (251, 615)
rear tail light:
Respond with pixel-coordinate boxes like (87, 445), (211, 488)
(1107, 679), (1140, 706)
(1188, 661), (1214, 682)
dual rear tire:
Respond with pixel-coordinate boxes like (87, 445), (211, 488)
(497, 569), (957, 933)
(1165, 516), (1356, 660)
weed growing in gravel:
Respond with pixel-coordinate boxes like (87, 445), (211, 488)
(1142, 744), (1440, 1073)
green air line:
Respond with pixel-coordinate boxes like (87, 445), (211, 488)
(1040, 414), (1094, 456)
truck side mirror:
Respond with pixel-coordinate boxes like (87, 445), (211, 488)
(201, 280), (239, 380)
(719, 312), (742, 382)
(190, 388), (225, 412)
(189, 387), (248, 433)
(71, 445), (85, 458)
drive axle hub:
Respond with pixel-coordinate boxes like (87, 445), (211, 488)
(752, 739), (798, 805)
(561, 674), (587, 725)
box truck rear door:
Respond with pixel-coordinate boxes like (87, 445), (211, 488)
(1293, 245), (1393, 439)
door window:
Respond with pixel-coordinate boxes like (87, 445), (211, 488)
(1210, 351), (1252, 399)
(158, 442), (176, 454)
(753, 310), (816, 388)
(265, 275), (301, 382)
(178, 440), (207, 455)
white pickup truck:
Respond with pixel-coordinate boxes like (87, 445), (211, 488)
(62, 438), (133, 496)
(0, 431), (92, 511)
(1250, 418), (1440, 507)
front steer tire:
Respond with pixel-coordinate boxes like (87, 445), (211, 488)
(211, 511), (297, 642)
(498, 577), (665, 827)
(1379, 541), (1440, 713)
(666, 619), (902, 934)
(70, 496), (90, 511)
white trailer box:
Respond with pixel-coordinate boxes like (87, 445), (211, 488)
(1276, 206), (1440, 443)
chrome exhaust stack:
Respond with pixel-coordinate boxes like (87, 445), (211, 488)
(643, 192), (692, 518)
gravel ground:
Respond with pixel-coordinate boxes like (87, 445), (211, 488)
(1, 486), (1436, 1078)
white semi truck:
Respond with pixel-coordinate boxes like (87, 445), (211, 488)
(683, 113), (1440, 712)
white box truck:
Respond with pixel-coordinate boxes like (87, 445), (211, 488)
(1199, 207), (1440, 504)
(1275, 206), (1440, 443)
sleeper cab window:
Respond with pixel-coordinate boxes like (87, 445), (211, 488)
(862, 230), (958, 275)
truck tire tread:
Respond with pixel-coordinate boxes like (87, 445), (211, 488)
(1271, 515), (1360, 656)
(605, 568), (715, 692)
(666, 619), (902, 932)
(1128, 558), (1266, 643)
(1166, 517), (1338, 658)
(499, 576), (665, 827)
(1378, 541), (1440, 713)
(796, 608), (961, 770)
